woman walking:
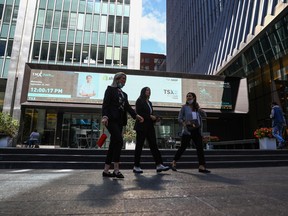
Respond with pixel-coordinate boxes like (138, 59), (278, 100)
(171, 92), (210, 173)
(133, 87), (170, 173)
(101, 72), (143, 178)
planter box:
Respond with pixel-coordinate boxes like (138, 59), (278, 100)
(259, 138), (276, 149)
(0, 136), (12, 147)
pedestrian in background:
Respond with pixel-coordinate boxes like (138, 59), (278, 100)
(101, 72), (144, 178)
(133, 87), (170, 174)
(270, 102), (286, 149)
(28, 129), (40, 148)
(170, 92), (210, 173)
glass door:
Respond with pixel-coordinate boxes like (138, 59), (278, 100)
(61, 113), (101, 148)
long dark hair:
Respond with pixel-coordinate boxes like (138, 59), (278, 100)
(139, 87), (149, 101)
(186, 92), (199, 111)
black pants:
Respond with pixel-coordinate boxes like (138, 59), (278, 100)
(105, 121), (123, 164)
(134, 126), (163, 167)
(173, 129), (206, 166)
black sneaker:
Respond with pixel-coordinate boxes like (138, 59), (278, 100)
(113, 171), (125, 178)
(102, 171), (115, 177)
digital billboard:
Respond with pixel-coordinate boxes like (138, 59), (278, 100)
(27, 69), (233, 109)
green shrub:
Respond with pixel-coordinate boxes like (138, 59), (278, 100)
(0, 112), (20, 137)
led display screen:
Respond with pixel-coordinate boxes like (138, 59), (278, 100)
(27, 69), (233, 109)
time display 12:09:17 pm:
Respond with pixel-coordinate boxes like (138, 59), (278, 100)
(30, 87), (63, 94)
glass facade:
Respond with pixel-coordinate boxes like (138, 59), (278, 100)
(0, 0), (19, 78)
(30, 0), (130, 68)
(221, 13), (288, 133)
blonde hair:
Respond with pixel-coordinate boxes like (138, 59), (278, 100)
(111, 72), (126, 87)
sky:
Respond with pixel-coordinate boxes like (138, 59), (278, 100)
(140, 0), (166, 55)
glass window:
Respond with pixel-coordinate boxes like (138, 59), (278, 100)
(115, 33), (121, 46)
(35, 27), (43, 40)
(2, 59), (10, 78)
(87, 0), (94, 13)
(57, 43), (65, 61)
(0, 40), (6, 57)
(12, 6), (18, 24)
(68, 30), (75, 42)
(91, 32), (98, 44)
(92, 14), (100, 31)
(114, 47), (120, 61)
(65, 44), (73, 62)
(82, 45), (89, 63)
(84, 31), (90, 43)
(90, 45), (97, 64)
(110, 3), (115, 15)
(79, 0), (86, 13)
(37, 9), (45, 26)
(123, 17), (129, 33)
(9, 25), (16, 38)
(55, 0), (63, 10)
(116, 4), (123, 16)
(0, 4), (4, 21)
(124, 5), (129, 16)
(6, 40), (13, 57)
(53, 11), (61, 28)
(107, 33), (113, 46)
(70, 0), (78, 12)
(85, 14), (92, 31)
(98, 46), (104, 63)
(32, 41), (40, 60)
(51, 29), (59, 41)
(100, 15), (107, 32)
(77, 13), (85, 30)
(59, 29), (67, 42)
(99, 32), (106, 45)
(121, 48), (128, 66)
(122, 34), (128, 47)
(43, 28), (51, 40)
(0, 24), (9, 37)
(74, 44), (81, 63)
(63, 0), (70, 11)
(76, 30), (83, 43)
(47, 0), (54, 9)
(125, 0), (130, 4)
(94, 2), (100, 14)
(40, 42), (48, 60)
(61, 12), (69, 28)
(49, 43), (57, 61)
(45, 10), (53, 28)
(108, 15), (114, 32)
(106, 46), (112, 60)
(39, 0), (46, 9)
(102, 3), (108, 14)
(69, 13), (77, 29)
(115, 16), (122, 33)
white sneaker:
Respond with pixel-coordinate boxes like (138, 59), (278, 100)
(133, 166), (143, 174)
(156, 164), (170, 172)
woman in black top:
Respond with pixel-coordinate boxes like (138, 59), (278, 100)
(133, 87), (170, 173)
(101, 72), (143, 178)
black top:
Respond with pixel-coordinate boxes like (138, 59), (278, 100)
(134, 98), (155, 132)
(102, 86), (136, 126)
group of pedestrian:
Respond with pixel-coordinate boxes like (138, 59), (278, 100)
(101, 72), (210, 179)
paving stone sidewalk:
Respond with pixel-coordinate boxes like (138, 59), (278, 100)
(0, 167), (288, 215)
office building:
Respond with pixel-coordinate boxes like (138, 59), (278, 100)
(167, 0), (288, 136)
(140, 52), (166, 71)
(0, 0), (142, 117)
(0, 0), (146, 146)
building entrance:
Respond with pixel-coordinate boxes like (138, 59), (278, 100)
(22, 108), (102, 148)
(61, 113), (101, 148)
